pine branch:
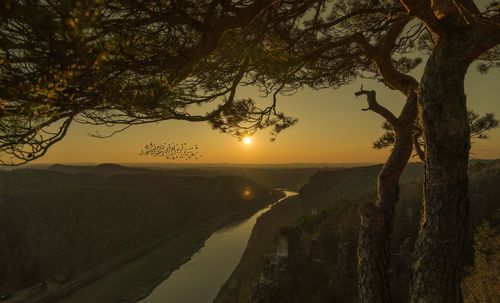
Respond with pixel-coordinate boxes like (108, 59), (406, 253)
(354, 88), (398, 125)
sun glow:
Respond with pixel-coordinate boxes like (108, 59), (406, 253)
(242, 136), (252, 145)
(240, 186), (255, 200)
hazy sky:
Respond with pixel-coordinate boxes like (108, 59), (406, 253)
(33, 66), (499, 165)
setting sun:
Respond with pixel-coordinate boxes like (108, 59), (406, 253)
(242, 136), (252, 145)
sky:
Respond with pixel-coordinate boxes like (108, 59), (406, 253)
(33, 66), (500, 165)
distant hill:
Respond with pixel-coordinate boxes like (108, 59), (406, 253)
(46, 164), (321, 191)
(169, 167), (321, 191)
(47, 163), (155, 176)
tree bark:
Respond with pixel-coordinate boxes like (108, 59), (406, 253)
(410, 31), (471, 303)
(358, 94), (416, 303)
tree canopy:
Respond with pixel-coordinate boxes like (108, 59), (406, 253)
(1, 1), (498, 166)
(0, 0), (303, 165)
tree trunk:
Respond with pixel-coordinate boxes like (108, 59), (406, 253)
(410, 32), (471, 303)
(358, 96), (416, 303)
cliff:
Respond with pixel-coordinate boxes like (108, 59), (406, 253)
(217, 160), (500, 303)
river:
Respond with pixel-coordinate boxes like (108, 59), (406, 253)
(139, 191), (297, 303)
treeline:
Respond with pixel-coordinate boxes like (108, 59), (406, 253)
(0, 168), (273, 293)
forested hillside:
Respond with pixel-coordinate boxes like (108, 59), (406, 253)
(0, 168), (275, 295)
(217, 160), (500, 303)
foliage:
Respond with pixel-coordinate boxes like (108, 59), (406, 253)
(462, 218), (500, 303)
(372, 111), (499, 157)
(469, 112), (500, 139)
(1, 1), (498, 166)
(372, 121), (395, 149)
(0, 168), (272, 292)
(0, 0), (300, 165)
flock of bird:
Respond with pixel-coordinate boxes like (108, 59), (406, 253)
(139, 142), (203, 160)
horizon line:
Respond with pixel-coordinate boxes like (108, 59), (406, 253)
(30, 161), (380, 166)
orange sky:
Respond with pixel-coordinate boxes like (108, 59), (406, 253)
(33, 67), (500, 165)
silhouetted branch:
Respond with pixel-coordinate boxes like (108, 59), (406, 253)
(355, 88), (398, 125)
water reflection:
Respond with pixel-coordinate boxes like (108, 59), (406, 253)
(139, 191), (296, 303)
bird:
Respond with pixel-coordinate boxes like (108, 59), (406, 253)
(139, 141), (203, 161)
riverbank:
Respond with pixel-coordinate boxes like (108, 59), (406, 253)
(214, 194), (304, 303)
(139, 191), (295, 303)
(2, 189), (283, 303)
(56, 191), (284, 303)
(0, 168), (280, 302)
